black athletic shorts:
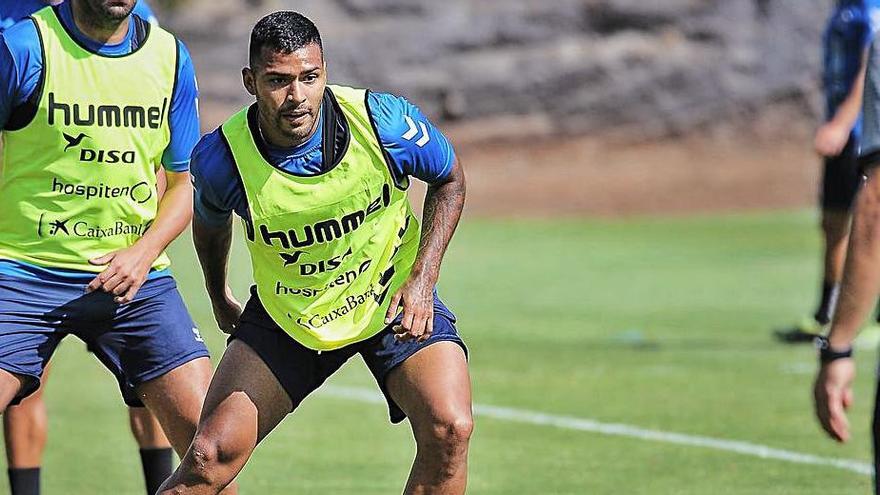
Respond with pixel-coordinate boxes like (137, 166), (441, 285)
(229, 286), (467, 424)
(822, 134), (862, 211)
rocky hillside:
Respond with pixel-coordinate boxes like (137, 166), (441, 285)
(163, 0), (830, 139)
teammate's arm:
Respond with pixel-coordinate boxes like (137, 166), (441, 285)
(816, 48), (870, 157)
(813, 39), (880, 443)
(192, 214), (242, 333)
(86, 171), (193, 303)
(385, 157), (466, 342)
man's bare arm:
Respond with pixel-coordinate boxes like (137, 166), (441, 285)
(814, 170), (880, 442)
(385, 158), (466, 341)
(193, 214), (243, 333)
(829, 174), (880, 348)
(87, 170), (193, 303)
(414, 159), (466, 283)
(816, 49), (870, 157)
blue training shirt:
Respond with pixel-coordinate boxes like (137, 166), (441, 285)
(0, 0), (197, 283)
(823, 0), (880, 135)
(192, 90), (456, 227)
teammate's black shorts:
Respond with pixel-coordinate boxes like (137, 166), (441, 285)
(822, 134), (862, 211)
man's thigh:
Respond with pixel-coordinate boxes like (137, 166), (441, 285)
(229, 290), (358, 414)
(81, 276), (210, 407)
(199, 340), (293, 445)
(385, 341), (471, 428)
(361, 312), (469, 424)
(0, 276), (69, 405)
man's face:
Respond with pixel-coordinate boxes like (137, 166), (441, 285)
(75, 0), (136, 23)
(243, 43), (326, 147)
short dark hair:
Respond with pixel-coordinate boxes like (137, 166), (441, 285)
(249, 11), (323, 67)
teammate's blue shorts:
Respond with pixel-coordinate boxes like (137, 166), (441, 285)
(231, 286), (467, 424)
(0, 275), (210, 407)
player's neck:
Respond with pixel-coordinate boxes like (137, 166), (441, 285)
(69, 1), (131, 46)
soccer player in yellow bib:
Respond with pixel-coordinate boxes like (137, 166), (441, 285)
(0, 3), (175, 494)
(159, 11), (473, 494)
(0, 1), (234, 494)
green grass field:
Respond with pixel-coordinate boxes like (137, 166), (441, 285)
(3, 210), (878, 494)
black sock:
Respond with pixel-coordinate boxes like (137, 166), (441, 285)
(814, 281), (839, 325)
(8, 467), (40, 495)
(139, 448), (173, 495)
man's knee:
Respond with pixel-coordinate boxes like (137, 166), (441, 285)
(418, 411), (474, 456)
(0, 371), (29, 414)
(181, 432), (245, 488)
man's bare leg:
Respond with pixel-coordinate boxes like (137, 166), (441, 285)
(158, 341), (292, 495)
(822, 209), (851, 289)
(129, 406), (171, 449)
(3, 369), (45, 495)
(129, 406), (174, 494)
(4, 370), (48, 469)
(0, 369), (27, 415)
(137, 357), (238, 494)
(387, 342), (473, 495)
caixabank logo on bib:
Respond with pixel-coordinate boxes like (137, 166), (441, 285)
(36, 214), (151, 239)
(294, 284), (379, 330)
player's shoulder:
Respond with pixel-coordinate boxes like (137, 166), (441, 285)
(0, 14), (41, 62)
(367, 90), (418, 118)
(191, 127), (242, 208)
(170, 34), (194, 73)
(366, 90), (430, 141)
(191, 127), (238, 182)
(2, 13), (40, 45)
(0, 0), (45, 33)
(132, 0), (159, 25)
(192, 128), (232, 167)
(867, 0), (880, 27)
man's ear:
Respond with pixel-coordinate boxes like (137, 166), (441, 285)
(242, 67), (257, 96)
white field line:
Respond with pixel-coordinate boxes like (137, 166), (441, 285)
(321, 385), (874, 477)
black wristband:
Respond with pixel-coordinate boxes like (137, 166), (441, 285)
(815, 336), (854, 364)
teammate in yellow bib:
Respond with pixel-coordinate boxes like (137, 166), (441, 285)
(0, 2), (235, 494)
(0, 4), (176, 495)
(160, 12), (472, 494)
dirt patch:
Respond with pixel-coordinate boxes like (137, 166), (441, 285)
(451, 132), (819, 218)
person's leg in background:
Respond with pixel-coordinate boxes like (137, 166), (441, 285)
(128, 403), (174, 495)
(776, 137), (864, 343)
(3, 367), (49, 495)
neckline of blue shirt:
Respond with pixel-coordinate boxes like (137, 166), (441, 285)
(56, 2), (135, 57)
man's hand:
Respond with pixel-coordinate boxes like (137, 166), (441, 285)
(814, 121), (851, 158)
(385, 274), (434, 343)
(212, 287), (243, 334)
(86, 244), (156, 304)
(813, 358), (856, 442)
